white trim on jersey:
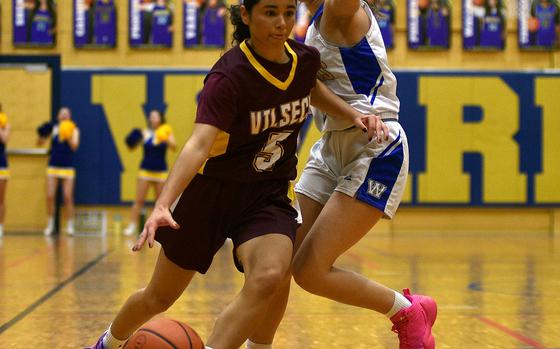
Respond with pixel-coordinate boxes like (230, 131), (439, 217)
(306, 0), (400, 131)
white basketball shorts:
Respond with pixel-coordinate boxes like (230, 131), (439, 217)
(295, 121), (408, 219)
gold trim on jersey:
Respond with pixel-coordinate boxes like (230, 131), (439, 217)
(240, 40), (298, 91)
(47, 167), (75, 179)
(0, 168), (10, 179)
(198, 131), (230, 175)
(138, 170), (168, 182)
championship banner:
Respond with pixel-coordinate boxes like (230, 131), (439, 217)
(183, 0), (226, 48)
(293, 2), (311, 43)
(518, 0), (560, 50)
(463, 0), (505, 50)
(13, 0), (57, 47)
(378, 0), (396, 49)
(74, 0), (116, 48)
(130, 0), (174, 48)
(408, 0), (451, 49)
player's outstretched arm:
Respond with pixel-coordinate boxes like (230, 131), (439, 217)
(310, 80), (388, 142)
(324, 0), (361, 19)
(133, 123), (219, 251)
(321, 0), (370, 46)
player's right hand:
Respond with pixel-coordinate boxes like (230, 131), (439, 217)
(132, 205), (180, 252)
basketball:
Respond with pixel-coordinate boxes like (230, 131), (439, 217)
(418, 0), (430, 9)
(473, 0), (485, 7)
(124, 318), (204, 349)
(528, 17), (540, 32)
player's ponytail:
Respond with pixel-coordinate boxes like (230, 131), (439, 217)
(229, 0), (260, 46)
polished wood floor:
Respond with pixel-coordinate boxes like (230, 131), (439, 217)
(0, 230), (559, 348)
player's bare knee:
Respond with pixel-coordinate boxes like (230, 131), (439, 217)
(246, 267), (285, 297)
(292, 256), (319, 291)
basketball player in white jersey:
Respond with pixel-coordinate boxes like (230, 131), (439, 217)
(245, 1), (437, 349)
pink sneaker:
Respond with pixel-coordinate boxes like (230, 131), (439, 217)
(85, 332), (106, 349)
(390, 288), (437, 349)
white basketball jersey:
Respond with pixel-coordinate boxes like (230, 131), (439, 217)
(306, 1), (400, 131)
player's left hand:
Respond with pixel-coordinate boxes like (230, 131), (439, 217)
(354, 114), (389, 143)
(132, 205), (180, 252)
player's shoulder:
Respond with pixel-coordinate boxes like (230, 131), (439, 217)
(210, 45), (247, 72)
(205, 46), (246, 86)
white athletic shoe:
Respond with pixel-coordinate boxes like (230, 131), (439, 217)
(44, 216), (54, 236)
(44, 225), (54, 236)
(123, 223), (137, 236)
(66, 224), (75, 236)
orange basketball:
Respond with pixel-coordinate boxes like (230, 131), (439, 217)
(124, 317), (204, 349)
(418, 0), (429, 9)
(473, 0), (485, 6)
(528, 17), (540, 32)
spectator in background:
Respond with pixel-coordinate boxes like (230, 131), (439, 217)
(93, 0), (117, 46)
(151, 0), (173, 46)
(425, 0), (450, 47)
(201, 0), (226, 46)
(479, 0), (505, 48)
(123, 110), (176, 236)
(37, 107), (80, 236)
(292, 2), (310, 43)
(530, 0), (560, 47)
(27, 0), (56, 45)
(0, 104), (10, 237)
(377, 0), (396, 48)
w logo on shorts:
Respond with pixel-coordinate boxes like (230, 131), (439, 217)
(367, 179), (387, 199)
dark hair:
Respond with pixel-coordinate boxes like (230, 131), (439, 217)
(229, 1), (261, 46)
(230, 0), (301, 46)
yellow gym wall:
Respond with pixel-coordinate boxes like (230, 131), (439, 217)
(1, 1), (559, 234)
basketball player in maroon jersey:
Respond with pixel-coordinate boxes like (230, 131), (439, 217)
(87, 0), (388, 348)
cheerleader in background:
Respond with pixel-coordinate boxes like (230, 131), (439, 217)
(123, 109), (176, 236)
(0, 104), (10, 237)
(37, 107), (80, 236)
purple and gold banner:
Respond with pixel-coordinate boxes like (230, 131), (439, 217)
(408, 0), (450, 49)
(463, 0), (505, 50)
(74, 0), (116, 48)
(13, 0), (57, 47)
(378, 0), (396, 49)
(130, 0), (174, 48)
(518, 0), (560, 50)
(183, 0), (226, 48)
(293, 2), (311, 43)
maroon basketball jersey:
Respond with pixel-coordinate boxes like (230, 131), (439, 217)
(196, 39), (320, 182)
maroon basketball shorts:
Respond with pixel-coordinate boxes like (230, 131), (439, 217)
(155, 174), (299, 273)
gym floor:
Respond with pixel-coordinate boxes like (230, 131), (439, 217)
(0, 230), (559, 348)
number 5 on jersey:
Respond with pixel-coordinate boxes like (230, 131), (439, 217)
(253, 131), (293, 172)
